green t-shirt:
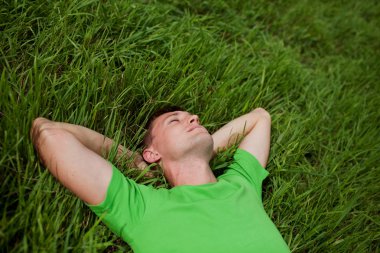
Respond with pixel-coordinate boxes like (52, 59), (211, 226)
(89, 149), (290, 253)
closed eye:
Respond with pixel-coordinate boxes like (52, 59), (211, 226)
(169, 119), (179, 123)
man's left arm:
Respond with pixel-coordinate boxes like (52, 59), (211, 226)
(211, 108), (271, 167)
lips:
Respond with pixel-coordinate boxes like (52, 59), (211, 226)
(187, 125), (202, 132)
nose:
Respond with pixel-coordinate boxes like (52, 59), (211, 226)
(189, 114), (199, 124)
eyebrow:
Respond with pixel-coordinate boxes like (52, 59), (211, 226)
(163, 111), (192, 125)
(163, 112), (179, 125)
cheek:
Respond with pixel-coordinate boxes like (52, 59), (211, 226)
(155, 131), (174, 149)
(160, 130), (184, 149)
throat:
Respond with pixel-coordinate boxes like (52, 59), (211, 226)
(164, 159), (217, 187)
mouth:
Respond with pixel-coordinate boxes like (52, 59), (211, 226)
(187, 125), (202, 132)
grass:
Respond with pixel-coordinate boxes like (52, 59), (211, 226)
(1, 0), (379, 252)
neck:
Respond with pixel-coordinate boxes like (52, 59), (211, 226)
(162, 156), (217, 187)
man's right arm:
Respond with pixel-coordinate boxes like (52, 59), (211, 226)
(30, 117), (146, 205)
(48, 120), (146, 169)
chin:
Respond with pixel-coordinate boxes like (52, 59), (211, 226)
(187, 135), (214, 159)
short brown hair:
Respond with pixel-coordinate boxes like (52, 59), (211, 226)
(141, 105), (184, 148)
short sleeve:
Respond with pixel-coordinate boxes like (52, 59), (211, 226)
(86, 164), (153, 241)
(223, 149), (269, 198)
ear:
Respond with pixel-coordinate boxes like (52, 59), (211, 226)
(143, 148), (161, 164)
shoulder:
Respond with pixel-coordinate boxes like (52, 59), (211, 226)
(224, 148), (269, 185)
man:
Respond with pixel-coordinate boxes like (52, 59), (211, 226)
(31, 106), (290, 253)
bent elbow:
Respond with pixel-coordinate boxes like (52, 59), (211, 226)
(252, 108), (271, 122)
(31, 118), (58, 147)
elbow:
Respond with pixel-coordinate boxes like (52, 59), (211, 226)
(31, 117), (58, 147)
(31, 117), (48, 131)
(252, 107), (271, 122)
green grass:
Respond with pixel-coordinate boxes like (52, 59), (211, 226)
(1, 0), (379, 252)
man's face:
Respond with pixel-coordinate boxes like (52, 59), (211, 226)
(148, 111), (214, 162)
